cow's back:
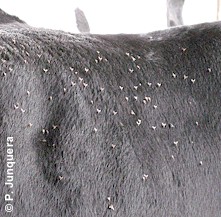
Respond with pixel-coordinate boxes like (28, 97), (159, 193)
(1, 22), (221, 217)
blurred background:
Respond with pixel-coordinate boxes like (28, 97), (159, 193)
(0, 0), (221, 33)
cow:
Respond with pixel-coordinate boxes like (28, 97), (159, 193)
(75, 7), (90, 33)
(1, 8), (221, 217)
(167, 0), (185, 27)
(0, 8), (25, 25)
